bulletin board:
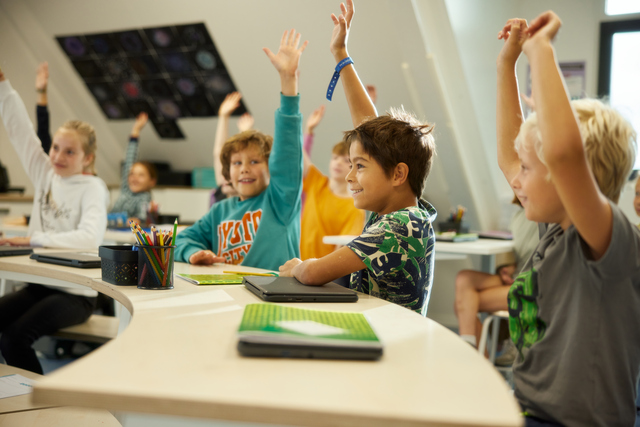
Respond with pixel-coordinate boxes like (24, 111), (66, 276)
(56, 23), (247, 139)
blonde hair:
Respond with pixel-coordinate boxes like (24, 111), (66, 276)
(514, 99), (637, 203)
(59, 120), (98, 175)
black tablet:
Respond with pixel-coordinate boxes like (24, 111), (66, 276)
(244, 276), (358, 303)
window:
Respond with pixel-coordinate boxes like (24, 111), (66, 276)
(605, 0), (640, 16)
(598, 19), (640, 169)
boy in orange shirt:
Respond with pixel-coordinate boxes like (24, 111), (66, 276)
(301, 105), (364, 260)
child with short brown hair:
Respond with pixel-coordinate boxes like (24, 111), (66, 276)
(175, 29), (307, 271)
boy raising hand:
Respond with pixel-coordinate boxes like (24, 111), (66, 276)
(176, 30), (306, 270)
(280, 0), (437, 316)
(497, 12), (639, 427)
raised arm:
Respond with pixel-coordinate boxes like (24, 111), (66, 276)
(0, 68), (51, 186)
(35, 62), (52, 153)
(213, 92), (242, 187)
(302, 105), (326, 177)
(496, 19), (528, 184)
(121, 112), (148, 190)
(523, 11), (612, 259)
(330, 0), (377, 127)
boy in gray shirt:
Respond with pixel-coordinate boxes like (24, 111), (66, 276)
(497, 12), (639, 427)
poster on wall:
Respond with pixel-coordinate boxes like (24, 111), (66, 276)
(525, 61), (586, 116)
(56, 23), (247, 140)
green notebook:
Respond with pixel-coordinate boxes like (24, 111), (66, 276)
(176, 273), (244, 285)
(237, 303), (383, 360)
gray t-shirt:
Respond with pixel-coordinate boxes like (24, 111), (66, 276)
(509, 201), (640, 426)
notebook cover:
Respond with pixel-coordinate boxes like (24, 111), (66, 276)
(237, 303), (383, 360)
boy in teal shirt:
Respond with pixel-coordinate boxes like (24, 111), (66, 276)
(279, 0), (437, 316)
(176, 29), (307, 271)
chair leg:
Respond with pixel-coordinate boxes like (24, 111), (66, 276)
(478, 315), (494, 356)
(489, 316), (501, 362)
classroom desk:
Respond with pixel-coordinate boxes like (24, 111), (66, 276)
(0, 254), (522, 427)
(323, 235), (515, 273)
(0, 364), (120, 426)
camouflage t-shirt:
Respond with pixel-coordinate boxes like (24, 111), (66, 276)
(346, 199), (436, 316)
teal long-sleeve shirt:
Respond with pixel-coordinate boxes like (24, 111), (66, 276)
(175, 94), (303, 271)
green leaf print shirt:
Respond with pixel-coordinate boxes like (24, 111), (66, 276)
(347, 199), (436, 316)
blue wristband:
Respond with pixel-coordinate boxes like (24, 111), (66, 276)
(326, 57), (354, 101)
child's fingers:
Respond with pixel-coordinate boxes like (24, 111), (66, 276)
(345, 0), (354, 22)
(280, 30), (288, 47)
(293, 31), (301, 48)
(262, 47), (276, 61)
(330, 13), (340, 25)
(299, 39), (309, 53)
(286, 28), (296, 46)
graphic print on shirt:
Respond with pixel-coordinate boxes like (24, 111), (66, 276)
(217, 209), (262, 264)
(39, 188), (71, 230)
(508, 268), (546, 356)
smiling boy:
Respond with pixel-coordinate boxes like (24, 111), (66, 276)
(279, 0), (437, 315)
(497, 14), (639, 426)
(175, 29), (306, 271)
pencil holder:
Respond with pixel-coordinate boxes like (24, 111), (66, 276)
(438, 220), (469, 234)
(135, 244), (175, 290)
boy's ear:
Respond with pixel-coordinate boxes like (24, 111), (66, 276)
(392, 163), (409, 187)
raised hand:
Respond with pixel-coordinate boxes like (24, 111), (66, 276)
(237, 113), (254, 132)
(263, 29), (308, 76)
(35, 62), (49, 92)
(131, 112), (149, 137)
(366, 84), (377, 104)
(189, 250), (227, 266)
(497, 18), (529, 65)
(305, 105), (326, 135)
(263, 29), (308, 96)
(523, 11), (562, 53)
(330, 0), (354, 60)
(521, 92), (536, 111)
(219, 92), (242, 118)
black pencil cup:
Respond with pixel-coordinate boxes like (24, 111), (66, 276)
(136, 244), (175, 290)
(99, 245), (138, 286)
(438, 220), (469, 234)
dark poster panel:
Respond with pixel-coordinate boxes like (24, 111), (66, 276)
(56, 22), (246, 139)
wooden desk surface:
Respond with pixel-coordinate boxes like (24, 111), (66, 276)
(0, 256), (522, 427)
(0, 364), (120, 426)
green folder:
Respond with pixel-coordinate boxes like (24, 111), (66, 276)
(176, 273), (244, 285)
(237, 303), (383, 360)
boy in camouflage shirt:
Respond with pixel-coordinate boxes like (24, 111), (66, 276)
(279, 0), (437, 316)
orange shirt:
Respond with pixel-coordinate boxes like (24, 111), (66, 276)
(301, 165), (365, 260)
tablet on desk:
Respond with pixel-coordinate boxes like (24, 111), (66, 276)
(0, 246), (33, 257)
(30, 252), (101, 268)
(244, 276), (358, 303)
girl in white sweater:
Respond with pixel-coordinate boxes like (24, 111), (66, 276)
(0, 67), (108, 374)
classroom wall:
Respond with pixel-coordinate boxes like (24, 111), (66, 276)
(0, 0), (511, 233)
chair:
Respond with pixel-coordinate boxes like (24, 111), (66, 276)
(477, 310), (509, 363)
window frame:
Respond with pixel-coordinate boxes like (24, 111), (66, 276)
(597, 18), (640, 97)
